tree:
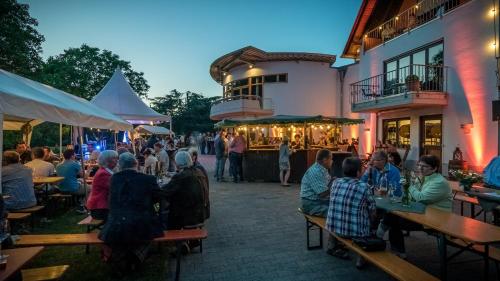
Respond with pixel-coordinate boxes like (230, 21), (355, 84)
(0, 0), (45, 78)
(40, 44), (150, 100)
(151, 90), (218, 134)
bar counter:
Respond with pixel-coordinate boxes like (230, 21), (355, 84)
(242, 148), (351, 182)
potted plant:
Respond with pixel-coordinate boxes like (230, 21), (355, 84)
(448, 169), (483, 191)
(405, 74), (421, 92)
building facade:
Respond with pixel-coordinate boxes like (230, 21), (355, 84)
(209, 0), (499, 172)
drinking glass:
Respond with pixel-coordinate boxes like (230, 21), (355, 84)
(388, 183), (398, 203)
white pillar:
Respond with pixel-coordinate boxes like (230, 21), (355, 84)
(59, 123), (63, 158)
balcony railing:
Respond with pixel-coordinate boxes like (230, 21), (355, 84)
(351, 64), (448, 104)
(364, 0), (470, 51)
(212, 95), (274, 110)
(210, 95), (274, 120)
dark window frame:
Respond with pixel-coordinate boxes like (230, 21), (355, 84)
(382, 117), (411, 148)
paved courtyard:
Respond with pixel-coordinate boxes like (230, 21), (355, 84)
(178, 155), (497, 281)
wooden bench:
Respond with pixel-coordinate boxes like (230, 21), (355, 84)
(300, 211), (439, 281)
(77, 216), (104, 253)
(7, 213), (31, 221)
(10, 206), (45, 230)
(15, 229), (208, 281)
(21, 265), (69, 281)
(453, 193), (487, 221)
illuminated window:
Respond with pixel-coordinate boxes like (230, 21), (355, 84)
(223, 73), (287, 98)
(383, 118), (410, 148)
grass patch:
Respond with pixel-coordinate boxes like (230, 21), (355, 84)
(22, 209), (174, 281)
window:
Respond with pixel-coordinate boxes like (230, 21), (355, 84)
(223, 73), (287, 98)
(384, 42), (444, 88)
(383, 118), (410, 148)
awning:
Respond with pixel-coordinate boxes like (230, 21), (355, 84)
(135, 125), (174, 135)
(214, 115), (364, 128)
(0, 69), (133, 131)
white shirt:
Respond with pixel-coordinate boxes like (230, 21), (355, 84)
(156, 149), (169, 173)
(25, 159), (55, 177)
(144, 155), (158, 175)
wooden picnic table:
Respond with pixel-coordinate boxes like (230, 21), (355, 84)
(390, 205), (500, 280)
(33, 177), (64, 200)
(0, 246), (44, 281)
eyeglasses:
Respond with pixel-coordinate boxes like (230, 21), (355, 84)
(416, 163), (432, 169)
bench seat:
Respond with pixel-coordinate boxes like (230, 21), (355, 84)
(77, 216), (103, 226)
(15, 229), (208, 247)
(10, 205), (45, 213)
(22, 265), (69, 281)
(302, 213), (439, 281)
(7, 213), (31, 221)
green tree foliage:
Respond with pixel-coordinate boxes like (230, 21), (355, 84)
(40, 44), (150, 100)
(151, 90), (218, 134)
(0, 0), (45, 78)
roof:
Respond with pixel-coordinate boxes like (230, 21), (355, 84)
(91, 69), (170, 124)
(0, 68), (132, 131)
(210, 46), (336, 84)
(214, 115), (364, 128)
(342, 0), (377, 59)
(135, 125), (174, 135)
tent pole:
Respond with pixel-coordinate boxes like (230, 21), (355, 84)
(78, 127), (88, 203)
(59, 123), (63, 157)
(0, 113), (3, 193)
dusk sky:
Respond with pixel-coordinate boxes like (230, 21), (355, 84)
(20, 0), (361, 99)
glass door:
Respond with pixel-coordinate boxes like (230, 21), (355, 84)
(420, 115), (443, 167)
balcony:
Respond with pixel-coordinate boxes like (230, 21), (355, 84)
(363, 0), (470, 52)
(350, 64), (448, 113)
(210, 95), (274, 120)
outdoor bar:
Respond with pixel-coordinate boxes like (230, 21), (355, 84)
(215, 115), (364, 182)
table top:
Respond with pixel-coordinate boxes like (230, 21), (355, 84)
(0, 246), (44, 281)
(33, 177), (64, 184)
(392, 206), (500, 244)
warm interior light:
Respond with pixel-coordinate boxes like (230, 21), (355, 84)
(490, 41), (497, 49)
(364, 34), (368, 38)
(491, 8), (496, 17)
(395, 16), (399, 20)
(249, 64), (254, 69)
(222, 72), (227, 76)
(378, 26), (382, 30)
(356, 48), (360, 54)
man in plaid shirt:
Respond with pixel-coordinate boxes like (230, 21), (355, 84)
(326, 157), (376, 267)
(300, 149), (333, 216)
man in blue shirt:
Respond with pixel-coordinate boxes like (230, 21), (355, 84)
(2, 151), (37, 210)
(361, 151), (401, 196)
(300, 149), (332, 216)
(56, 149), (87, 212)
(484, 156), (500, 189)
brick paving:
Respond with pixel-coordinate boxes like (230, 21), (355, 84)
(178, 155), (497, 281)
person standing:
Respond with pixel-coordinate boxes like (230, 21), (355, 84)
(228, 130), (246, 183)
(214, 129), (227, 182)
(143, 148), (158, 175)
(201, 133), (207, 155)
(153, 143), (169, 175)
(279, 136), (294, 186)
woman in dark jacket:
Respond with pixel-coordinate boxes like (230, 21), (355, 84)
(162, 151), (206, 230)
(99, 152), (165, 271)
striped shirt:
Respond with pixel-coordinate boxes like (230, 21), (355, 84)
(326, 177), (375, 237)
(300, 163), (331, 201)
(2, 163), (37, 210)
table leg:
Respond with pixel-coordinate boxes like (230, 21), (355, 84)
(484, 244), (490, 281)
(439, 233), (448, 281)
(175, 241), (181, 281)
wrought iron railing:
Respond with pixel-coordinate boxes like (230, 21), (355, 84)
(350, 64), (448, 104)
(363, 0), (470, 51)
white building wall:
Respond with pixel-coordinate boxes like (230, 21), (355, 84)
(352, 0), (498, 170)
(224, 61), (340, 117)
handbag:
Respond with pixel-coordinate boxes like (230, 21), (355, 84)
(352, 236), (386, 252)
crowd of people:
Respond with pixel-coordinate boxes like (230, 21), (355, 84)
(213, 129), (246, 183)
(1, 136), (210, 274)
(300, 149), (452, 268)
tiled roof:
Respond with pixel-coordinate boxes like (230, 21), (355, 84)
(210, 46), (336, 83)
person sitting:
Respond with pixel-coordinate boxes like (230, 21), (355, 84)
(161, 151), (206, 230)
(25, 147), (55, 177)
(16, 141), (32, 164)
(143, 148), (157, 175)
(86, 150), (118, 221)
(153, 142), (169, 175)
(99, 152), (164, 273)
(300, 149), (333, 216)
(377, 155), (452, 258)
(188, 147), (210, 220)
(89, 150), (100, 164)
(483, 156), (500, 189)
(56, 149), (87, 212)
(42, 146), (60, 164)
(387, 151), (402, 170)
(326, 157), (376, 267)
(2, 151), (37, 210)
(360, 151), (401, 196)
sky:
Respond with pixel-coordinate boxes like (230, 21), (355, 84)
(20, 0), (361, 99)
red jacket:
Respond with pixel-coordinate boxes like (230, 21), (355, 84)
(86, 167), (112, 210)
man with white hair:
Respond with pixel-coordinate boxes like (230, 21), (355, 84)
(161, 151), (206, 231)
(99, 152), (165, 270)
(86, 150), (118, 221)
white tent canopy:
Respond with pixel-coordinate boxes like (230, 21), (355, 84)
(91, 69), (170, 124)
(135, 125), (174, 135)
(0, 69), (132, 131)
